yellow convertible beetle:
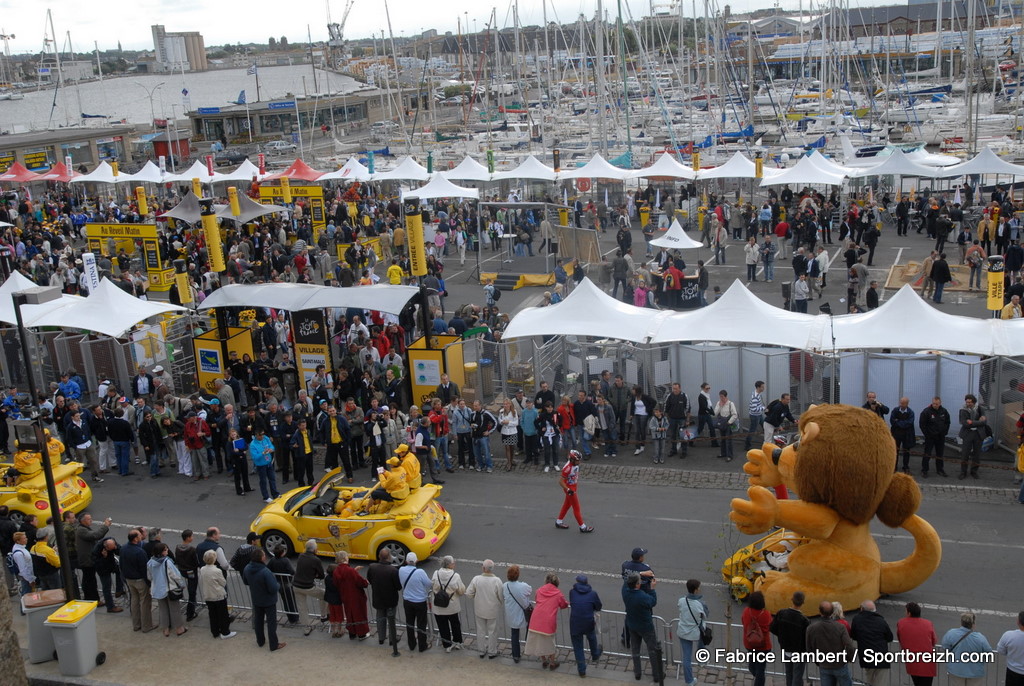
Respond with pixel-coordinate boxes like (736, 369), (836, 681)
(0, 460), (93, 525)
(250, 468), (451, 565)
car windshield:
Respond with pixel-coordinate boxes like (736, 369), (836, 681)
(284, 488), (313, 512)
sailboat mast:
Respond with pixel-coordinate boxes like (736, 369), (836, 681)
(595, 0), (608, 155)
(617, 0), (633, 161)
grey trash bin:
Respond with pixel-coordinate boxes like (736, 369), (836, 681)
(44, 600), (106, 677)
(22, 589), (66, 663)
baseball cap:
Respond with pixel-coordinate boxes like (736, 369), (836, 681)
(631, 547), (648, 560)
(406, 552), (418, 564)
(209, 398), (220, 405)
(575, 574), (588, 584)
(152, 365), (164, 373)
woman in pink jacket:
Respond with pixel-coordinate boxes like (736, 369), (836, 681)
(524, 573), (569, 670)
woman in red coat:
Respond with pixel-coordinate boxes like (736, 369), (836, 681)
(897, 602), (937, 686)
(741, 591), (773, 686)
(332, 550), (370, 640)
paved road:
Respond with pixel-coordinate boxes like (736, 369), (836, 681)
(85, 454), (1024, 635)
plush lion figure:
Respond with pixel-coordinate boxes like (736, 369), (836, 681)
(730, 404), (942, 614)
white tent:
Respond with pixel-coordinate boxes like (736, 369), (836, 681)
(490, 155), (556, 182)
(0, 271), (83, 326)
(199, 282), (420, 316)
(934, 146), (1024, 178)
(24, 278), (187, 337)
(806, 151), (854, 178)
(441, 156), (491, 182)
(317, 156), (371, 182)
(649, 219), (705, 249)
(116, 160), (165, 184)
(650, 280), (824, 348)
(402, 175), (479, 200)
(698, 152), (783, 180)
(829, 284), (993, 354)
(848, 149), (944, 179)
(215, 159), (267, 182)
(68, 160), (118, 185)
(164, 160), (220, 184)
(628, 152), (697, 180)
(557, 154), (631, 181)
(371, 156), (430, 182)
(761, 154), (846, 187)
(502, 279), (667, 342)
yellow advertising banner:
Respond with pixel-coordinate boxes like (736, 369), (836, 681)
(407, 335), (460, 408)
(988, 268), (1005, 311)
(85, 222), (175, 291)
(291, 309), (332, 386)
(259, 184), (326, 240)
(192, 327), (255, 394)
(404, 201), (427, 276)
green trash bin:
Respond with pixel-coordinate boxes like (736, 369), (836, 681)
(45, 600), (106, 677)
(22, 589), (66, 663)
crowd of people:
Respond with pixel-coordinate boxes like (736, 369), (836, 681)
(7, 510), (1024, 685)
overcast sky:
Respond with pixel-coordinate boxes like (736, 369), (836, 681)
(2, 0), (893, 53)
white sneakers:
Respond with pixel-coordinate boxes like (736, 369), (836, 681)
(221, 631), (237, 639)
(633, 447), (643, 455)
(544, 466), (550, 473)
(264, 498), (273, 504)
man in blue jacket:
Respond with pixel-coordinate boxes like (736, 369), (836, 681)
(622, 571), (663, 682)
(249, 427), (279, 503)
(569, 574), (603, 677)
(243, 547), (285, 651)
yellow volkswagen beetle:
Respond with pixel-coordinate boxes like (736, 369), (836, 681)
(250, 468), (451, 565)
(0, 460), (93, 526)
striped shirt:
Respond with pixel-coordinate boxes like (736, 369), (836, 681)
(749, 391), (765, 417)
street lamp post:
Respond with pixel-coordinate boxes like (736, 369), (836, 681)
(134, 80), (165, 126)
(12, 286), (76, 601)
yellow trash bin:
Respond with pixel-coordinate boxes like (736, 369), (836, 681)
(557, 207), (569, 226)
(639, 206), (651, 227)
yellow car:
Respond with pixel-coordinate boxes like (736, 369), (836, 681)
(0, 461), (93, 526)
(250, 468), (452, 565)
(722, 528), (809, 602)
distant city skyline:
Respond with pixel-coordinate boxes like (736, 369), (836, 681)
(0, 0), (943, 55)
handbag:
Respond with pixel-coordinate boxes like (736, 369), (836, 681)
(686, 597), (713, 646)
(507, 582), (532, 625)
(433, 572), (454, 608)
(164, 559), (184, 601)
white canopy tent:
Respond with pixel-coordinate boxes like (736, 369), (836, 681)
(490, 155), (556, 182)
(829, 284), (993, 355)
(806, 151), (854, 178)
(402, 175), (480, 200)
(934, 146), (1024, 178)
(198, 282), (420, 316)
(848, 149), (944, 179)
(371, 156), (430, 182)
(649, 219), (705, 249)
(650, 280), (825, 348)
(164, 160), (220, 184)
(557, 154), (631, 181)
(698, 152), (784, 180)
(68, 160), (118, 185)
(24, 278), (186, 337)
(215, 159), (267, 182)
(0, 271), (83, 326)
(628, 152), (697, 180)
(317, 156), (371, 182)
(116, 160), (165, 184)
(502, 279), (667, 343)
(441, 156), (491, 182)
(761, 154), (846, 187)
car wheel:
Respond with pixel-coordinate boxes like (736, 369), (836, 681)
(261, 530), (293, 556)
(8, 510), (25, 527)
(378, 541), (409, 567)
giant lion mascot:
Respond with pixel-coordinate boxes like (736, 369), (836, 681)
(730, 404), (942, 614)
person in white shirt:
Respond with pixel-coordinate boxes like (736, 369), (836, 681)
(997, 612), (1024, 686)
(713, 390), (738, 462)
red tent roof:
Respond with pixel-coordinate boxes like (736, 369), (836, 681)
(35, 161), (80, 183)
(262, 158), (324, 182)
(0, 162), (41, 183)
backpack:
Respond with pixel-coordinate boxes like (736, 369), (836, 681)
(744, 613), (767, 649)
(966, 252), (981, 268)
(491, 285), (501, 301)
(5, 550), (21, 578)
(433, 572), (454, 608)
